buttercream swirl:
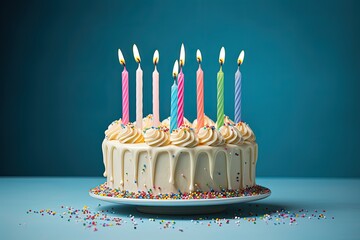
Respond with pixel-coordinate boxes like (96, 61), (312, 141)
(143, 127), (171, 147)
(224, 115), (235, 125)
(117, 123), (144, 144)
(236, 122), (256, 142)
(105, 119), (123, 140)
(216, 115), (235, 128)
(192, 115), (215, 130)
(198, 125), (225, 146)
(142, 114), (154, 130)
(219, 125), (244, 145)
(161, 117), (192, 129)
(170, 125), (199, 147)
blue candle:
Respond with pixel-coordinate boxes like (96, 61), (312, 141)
(170, 81), (178, 132)
(234, 67), (242, 123)
(235, 50), (245, 123)
(170, 60), (179, 132)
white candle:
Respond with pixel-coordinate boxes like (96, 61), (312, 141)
(133, 44), (143, 129)
(152, 50), (160, 127)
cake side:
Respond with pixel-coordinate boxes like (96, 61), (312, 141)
(102, 140), (258, 194)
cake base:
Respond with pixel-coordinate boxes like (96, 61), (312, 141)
(89, 183), (271, 214)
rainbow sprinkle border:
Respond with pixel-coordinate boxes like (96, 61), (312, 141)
(90, 183), (271, 200)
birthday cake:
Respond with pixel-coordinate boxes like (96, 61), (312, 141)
(100, 44), (259, 198)
(102, 115), (257, 195)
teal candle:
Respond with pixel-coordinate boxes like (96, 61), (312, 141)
(170, 60), (179, 132)
(170, 80), (178, 132)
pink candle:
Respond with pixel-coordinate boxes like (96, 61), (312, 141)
(177, 69), (184, 127)
(122, 67), (129, 124)
(152, 50), (160, 127)
(118, 49), (129, 124)
(196, 50), (204, 130)
(177, 44), (185, 127)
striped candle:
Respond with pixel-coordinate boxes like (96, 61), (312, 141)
(171, 60), (179, 132)
(235, 50), (245, 123)
(234, 67), (241, 123)
(118, 49), (129, 124)
(122, 67), (129, 124)
(217, 47), (225, 129)
(177, 44), (185, 127)
(171, 81), (178, 132)
(196, 49), (204, 131)
(217, 66), (224, 129)
(177, 69), (184, 127)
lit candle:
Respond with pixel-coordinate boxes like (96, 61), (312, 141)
(217, 47), (225, 129)
(118, 49), (129, 125)
(170, 60), (179, 133)
(133, 44), (143, 129)
(152, 50), (160, 127)
(177, 43), (185, 127)
(235, 50), (244, 123)
(196, 49), (204, 131)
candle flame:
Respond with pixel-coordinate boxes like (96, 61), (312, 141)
(153, 50), (159, 65)
(118, 49), (125, 66)
(179, 43), (185, 66)
(238, 50), (245, 65)
(132, 44), (141, 63)
(196, 49), (202, 63)
(172, 60), (179, 78)
(219, 47), (225, 65)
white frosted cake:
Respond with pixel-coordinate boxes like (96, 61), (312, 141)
(101, 115), (257, 196)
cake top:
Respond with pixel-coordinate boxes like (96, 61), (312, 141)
(105, 115), (255, 147)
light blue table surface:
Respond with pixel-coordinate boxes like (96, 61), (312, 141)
(0, 177), (359, 240)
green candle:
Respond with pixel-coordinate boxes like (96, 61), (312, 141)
(217, 47), (225, 129)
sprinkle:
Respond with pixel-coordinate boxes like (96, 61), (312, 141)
(90, 183), (271, 200)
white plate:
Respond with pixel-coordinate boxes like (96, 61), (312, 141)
(89, 186), (271, 207)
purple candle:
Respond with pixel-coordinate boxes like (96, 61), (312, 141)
(235, 50), (245, 123)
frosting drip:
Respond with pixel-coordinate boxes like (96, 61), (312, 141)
(236, 122), (256, 142)
(170, 125), (199, 147)
(143, 127), (171, 147)
(198, 125), (225, 146)
(117, 123), (144, 144)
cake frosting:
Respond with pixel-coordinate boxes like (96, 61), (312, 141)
(198, 125), (225, 146)
(219, 124), (243, 145)
(236, 122), (256, 142)
(143, 127), (171, 147)
(102, 115), (258, 194)
(170, 125), (199, 147)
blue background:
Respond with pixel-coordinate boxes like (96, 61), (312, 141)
(1, 0), (359, 177)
